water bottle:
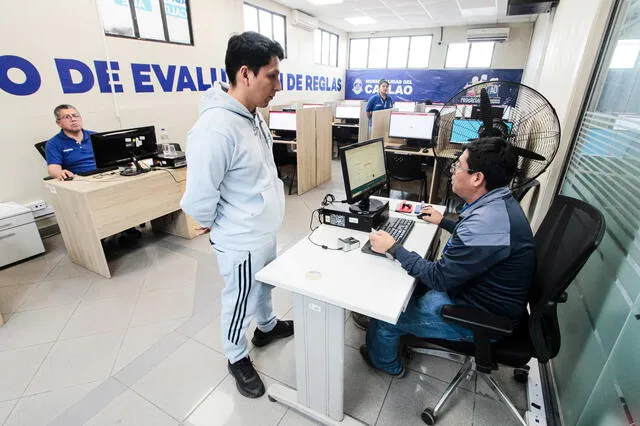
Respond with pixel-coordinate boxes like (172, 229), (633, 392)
(160, 127), (170, 144)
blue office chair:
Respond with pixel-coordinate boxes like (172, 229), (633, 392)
(404, 195), (605, 425)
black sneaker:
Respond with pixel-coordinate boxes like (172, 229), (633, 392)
(228, 357), (265, 398)
(359, 345), (406, 378)
(352, 312), (370, 330)
(251, 320), (294, 347)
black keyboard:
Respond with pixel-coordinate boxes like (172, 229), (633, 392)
(388, 145), (421, 152)
(361, 217), (415, 257)
(76, 166), (118, 176)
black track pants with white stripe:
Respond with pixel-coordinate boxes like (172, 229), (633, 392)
(214, 237), (278, 363)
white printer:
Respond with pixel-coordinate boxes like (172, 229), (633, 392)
(0, 202), (45, 268)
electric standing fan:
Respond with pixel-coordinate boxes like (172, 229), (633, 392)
(432, 80), (560, 190)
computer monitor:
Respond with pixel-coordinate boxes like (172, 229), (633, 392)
(388, 112), (436, 147)
(269, 111), (297, 131)
(450, 119), (514, 144)
(340, 137), (388, 214)
(395, 101), (416, 112)
(470, 105), (505, 120)
(90, 126), (158, 170)
(335, 105), (360, 120)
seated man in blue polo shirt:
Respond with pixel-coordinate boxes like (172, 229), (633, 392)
(362, 137), (536, 377)
(45, 104), (95, 180)
(365, 79), (394, 120)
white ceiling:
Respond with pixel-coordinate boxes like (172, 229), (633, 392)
(272, 0), (538, 33)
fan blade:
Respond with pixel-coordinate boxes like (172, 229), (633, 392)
(511, 146), (546, 161)
(480, 88), (493, 129)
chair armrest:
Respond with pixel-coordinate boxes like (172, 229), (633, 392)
(441, 305), (514, 374)
(441, 305), (513, 337)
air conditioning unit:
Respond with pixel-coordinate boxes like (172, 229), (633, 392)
(466, 27), (510, 42)
(507, 0), (558, 15)
(291, 10), (318, 32)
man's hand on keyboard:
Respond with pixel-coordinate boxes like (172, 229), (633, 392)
(369, 230), (396, 254)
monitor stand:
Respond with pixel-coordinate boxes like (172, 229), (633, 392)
(120, 156), (149, 176)
(348, 197), (385, 215)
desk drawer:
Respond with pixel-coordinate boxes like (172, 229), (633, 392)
(0, 211), (33, 231)
(0, 222), (45, 267)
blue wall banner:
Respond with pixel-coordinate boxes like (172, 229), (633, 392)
(346, 69), (524, 103)
(0, 55), (343, 96)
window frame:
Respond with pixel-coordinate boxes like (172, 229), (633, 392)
(445, 42), (496, 68)
(348, 35), (433, 69)
(243, 2), (288, 57)
(315, 28), (339, 67)
(102, 0), (195, 46)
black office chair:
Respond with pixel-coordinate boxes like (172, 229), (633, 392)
(404, 195), (605, 425)
(273, 144), (297, 195)
(34, 140), (47, 159)
(386, 152), (429, 202)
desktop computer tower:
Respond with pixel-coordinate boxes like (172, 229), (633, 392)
(320, 202), (389, 232)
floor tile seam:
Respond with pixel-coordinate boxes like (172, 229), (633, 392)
(122, 381), (185, 424)
(18, 297), (84, 400)
(107, 289), (145, 376)
(178, 370), (230, 423)
(37, 253), (66, 282)
(0, 398), (18, 426)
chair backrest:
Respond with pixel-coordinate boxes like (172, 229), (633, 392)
(511, 179), (540, 202)
(34, 140), (48, 159)
(385, 152), (425, 181)
(528, 195), (605, 363)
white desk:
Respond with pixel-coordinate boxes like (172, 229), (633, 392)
(256, 198), (446, 425)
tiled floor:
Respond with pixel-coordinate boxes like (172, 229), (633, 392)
(0, 160), (526, 425)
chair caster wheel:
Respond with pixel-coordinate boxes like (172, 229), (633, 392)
(514, 366), (530, 383)
(421, 408), (436, 425)
(268, 395), (277, 402)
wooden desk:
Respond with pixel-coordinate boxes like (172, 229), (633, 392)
(256, 198), (445, 425)
(46, 168), (197, 278)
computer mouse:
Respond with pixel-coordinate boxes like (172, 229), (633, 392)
(417, 212), (431, 220)
(64, 176), (74, 181)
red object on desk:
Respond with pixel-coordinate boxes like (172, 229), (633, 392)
(395, 201), (413, 213)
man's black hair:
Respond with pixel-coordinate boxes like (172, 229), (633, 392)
(225, 31), (284, 85)
(378, 79), (389, 86)
(53, 104), (77, 119)
(465, 137), (517, 191)
(424, 99), (433, 105)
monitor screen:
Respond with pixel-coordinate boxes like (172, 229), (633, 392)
(450, 119), (514, 144)
(269, 111), (297, 131)
(90, 126), (158, 168)
(395, 101), (416, 112)
(340, 138), (387, 204)
(335, 106), (360, 119)
(388, 112), (435, 141)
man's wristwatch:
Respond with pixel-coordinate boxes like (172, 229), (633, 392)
(385, 242), (401, 261)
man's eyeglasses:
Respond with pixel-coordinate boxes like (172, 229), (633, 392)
(57, 113), (81, 121)
(450, 160), (475, 173)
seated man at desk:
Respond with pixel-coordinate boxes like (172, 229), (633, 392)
(45, 104), (95, 180)
(364, 137), (536, 376)
(366, 79), (394, 120)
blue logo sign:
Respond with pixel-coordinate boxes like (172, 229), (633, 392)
(346, 69), (524, 103)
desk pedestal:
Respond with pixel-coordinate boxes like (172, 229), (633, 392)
(267, 294), (364, 425)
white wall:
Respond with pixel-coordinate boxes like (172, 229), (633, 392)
(522, 0), (615, 229)
(0, 0), (346, 206)
(348, 23), (534, 69)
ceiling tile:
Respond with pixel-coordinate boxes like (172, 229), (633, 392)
(458, 0), (496, 8)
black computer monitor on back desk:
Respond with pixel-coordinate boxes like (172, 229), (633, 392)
(90, 126), (158, 176)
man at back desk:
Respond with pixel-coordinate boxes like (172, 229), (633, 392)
(363, 137), (536, 377)
(45, 104), (96, 181)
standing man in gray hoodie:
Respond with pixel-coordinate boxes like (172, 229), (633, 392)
(180, 32), (293, 399)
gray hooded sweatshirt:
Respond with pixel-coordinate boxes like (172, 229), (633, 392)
(180, 85), (285, 250)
